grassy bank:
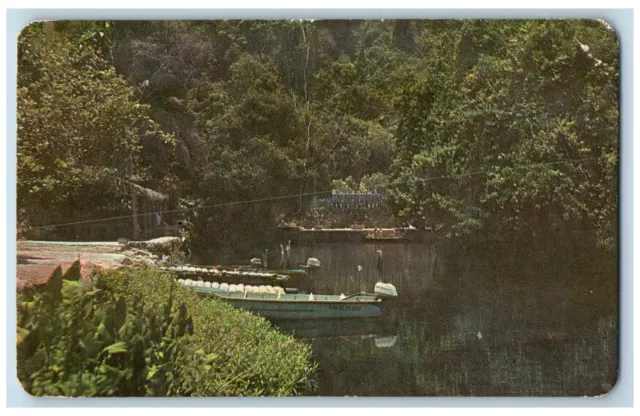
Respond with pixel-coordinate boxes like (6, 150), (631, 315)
(17, 264), (317, 396)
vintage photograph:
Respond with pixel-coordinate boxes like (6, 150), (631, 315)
(15, 19), (618, 397)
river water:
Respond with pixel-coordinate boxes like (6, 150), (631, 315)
(266, 240), (618, 396)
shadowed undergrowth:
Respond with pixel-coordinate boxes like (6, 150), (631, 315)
(17, 263), (317, 397)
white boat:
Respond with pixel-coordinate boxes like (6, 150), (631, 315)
(180, 281), (398, 320)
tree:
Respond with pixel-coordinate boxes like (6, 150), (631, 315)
(388, 20), (618, 247)
(17, 22), (172, 236)
(17, 19), (617, 252)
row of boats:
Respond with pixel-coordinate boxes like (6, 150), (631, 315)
(159, 261), (313, 289)
(162, 258), (397, 320)
(160, 265), (290, 281)
(178, 279), (286, 294)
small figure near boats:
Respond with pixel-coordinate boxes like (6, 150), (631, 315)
(280, 243), (285, 268)
(376, 248), (383, 275)
(285, 240), (292, 268)
(177, 219), (195, 261)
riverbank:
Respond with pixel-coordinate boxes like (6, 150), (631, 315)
(17, 267), (317, 396)
(16, 239), (173, 290)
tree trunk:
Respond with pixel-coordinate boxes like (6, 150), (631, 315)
(299, 24), (312, 212)
(132, 186), (140, 240)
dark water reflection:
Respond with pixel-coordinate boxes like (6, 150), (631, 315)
(200, 240), (618, 396)
(274, 241), (618, 396)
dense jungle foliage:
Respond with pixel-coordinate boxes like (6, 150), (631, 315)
(17, 19), (618, 251)
(17, 263), (317, 396)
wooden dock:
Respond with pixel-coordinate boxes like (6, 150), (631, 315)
(272, 226), (425, 243)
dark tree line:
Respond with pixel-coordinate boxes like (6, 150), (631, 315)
(17, 19), (618, 252)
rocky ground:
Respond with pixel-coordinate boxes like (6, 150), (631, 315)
(16, 237), (181, 290)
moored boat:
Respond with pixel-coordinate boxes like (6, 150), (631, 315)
(179, 280), (397, 320)
(363, 228), (408, 241)
(159, 259), (316, 292)
(160, 264), (302, 286)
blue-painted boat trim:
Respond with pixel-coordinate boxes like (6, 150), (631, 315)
(189, 286), (383, 319)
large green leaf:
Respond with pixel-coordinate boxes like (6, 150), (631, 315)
(62, 259), (82, 281)
(103, 341), (128, 355)
(113, 296), (127, 330)
(45, 266), (63, 297)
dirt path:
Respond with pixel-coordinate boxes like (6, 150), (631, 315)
(17, 241), (134, 290)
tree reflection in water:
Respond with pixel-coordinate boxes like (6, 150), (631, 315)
(269, 240), (618, 396)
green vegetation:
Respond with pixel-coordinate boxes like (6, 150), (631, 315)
(388, 20), (618, 248)
(17, 263), (317, 396)
(15, 20), (618, 397)
(17, 23), (174, 239)
(17, 19), (618, 252)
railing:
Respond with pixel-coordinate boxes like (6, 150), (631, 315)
(313, 193), (387, 211)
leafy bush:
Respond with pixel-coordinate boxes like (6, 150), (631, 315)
(17, 263), (317, 396)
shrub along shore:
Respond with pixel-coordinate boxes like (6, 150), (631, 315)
(17, 262), (317, 396)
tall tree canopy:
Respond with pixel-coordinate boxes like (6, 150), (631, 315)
(17, 19), (618, 251)
(17, 22), (173, 236)
(388, 20), (618, 248)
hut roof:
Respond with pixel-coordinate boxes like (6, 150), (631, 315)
(130, 182), (167, 201)
(114, 177), (168, 201)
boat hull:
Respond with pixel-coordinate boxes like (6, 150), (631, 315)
(225, 297), (383, 320)
(189, 286), (383, 319)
